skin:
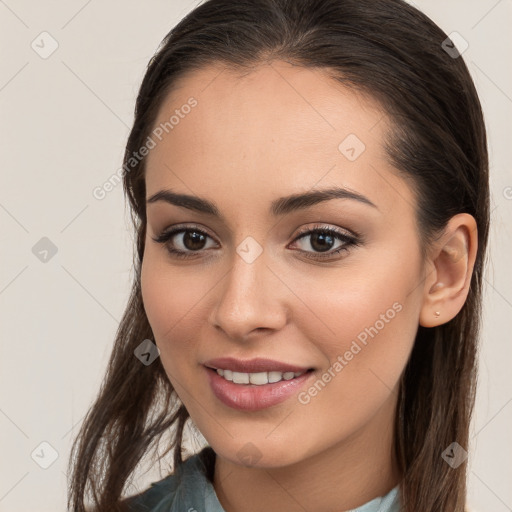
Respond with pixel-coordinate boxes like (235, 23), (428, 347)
(140, 60), (478, 512)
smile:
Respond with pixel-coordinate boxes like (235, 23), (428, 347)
(214, 368), (307, 385)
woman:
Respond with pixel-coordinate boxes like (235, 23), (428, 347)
(67, 0), (489, 510)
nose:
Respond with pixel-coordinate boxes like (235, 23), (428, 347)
(209, 247), (288, 341)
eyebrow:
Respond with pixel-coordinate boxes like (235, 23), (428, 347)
(146, 186), (378, 219)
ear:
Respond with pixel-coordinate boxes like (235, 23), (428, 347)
(419, 213), (478, 328)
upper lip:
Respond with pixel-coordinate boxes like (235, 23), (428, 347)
(203, 357), (313, 374)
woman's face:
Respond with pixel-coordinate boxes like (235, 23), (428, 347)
(141, 60), (426, 468)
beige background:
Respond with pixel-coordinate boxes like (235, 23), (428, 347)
(0, 0), (511, 510)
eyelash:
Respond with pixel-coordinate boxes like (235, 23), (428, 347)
(152, 223), (361, 261)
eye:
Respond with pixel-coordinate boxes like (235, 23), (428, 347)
(151, 224), (218, 259)
(152, 223), (361, 261)
(289, 224), (361, 260)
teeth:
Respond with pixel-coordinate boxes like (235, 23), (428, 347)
(249, 372), (268, 385)
(268, 371), (282, 383)
(232, 371), (250, 384)
(215, 368), (306, 385)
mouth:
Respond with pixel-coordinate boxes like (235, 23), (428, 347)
(205, 366), (315, 386)
(202, 356), (315, 386)
(204, 363), (316, 411)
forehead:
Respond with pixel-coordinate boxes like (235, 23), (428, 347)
(144, 60), (414, 217)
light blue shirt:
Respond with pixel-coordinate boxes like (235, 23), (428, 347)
(125, 447), (401, 511)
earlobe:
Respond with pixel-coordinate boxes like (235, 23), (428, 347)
(419, 213), (478, 328)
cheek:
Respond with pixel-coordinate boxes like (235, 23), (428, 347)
(140, 251), (209, 365)
(289, 249), (421, 388)
(286, 274), (418, 442)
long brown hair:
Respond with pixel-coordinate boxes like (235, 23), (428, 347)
(67, 0), (490, 510)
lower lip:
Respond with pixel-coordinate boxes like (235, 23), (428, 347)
(205, 366), (314, 411)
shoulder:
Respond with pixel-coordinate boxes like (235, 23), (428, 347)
(121, 447), (216, 512)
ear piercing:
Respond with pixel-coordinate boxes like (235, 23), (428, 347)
(434, 311), (440, 317)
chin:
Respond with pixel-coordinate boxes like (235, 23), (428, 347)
(210, 437), (307, 469)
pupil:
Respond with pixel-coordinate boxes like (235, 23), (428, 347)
(184, 231), (206, 250)
(311, 232), (333, 252)
(181, 231), (336, 253)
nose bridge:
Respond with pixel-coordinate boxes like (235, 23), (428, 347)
(210, 242), (286, 340)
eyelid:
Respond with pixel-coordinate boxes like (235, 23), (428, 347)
(292, 223), (358, 241)
(152, 222), (218, 243)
